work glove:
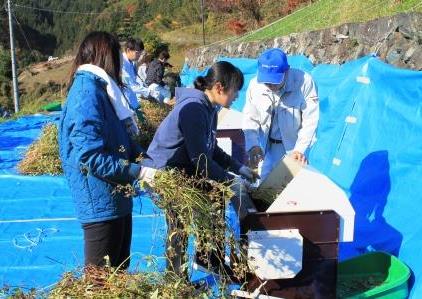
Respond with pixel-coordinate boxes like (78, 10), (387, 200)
(138, 166), (157, 192)
(230, 176), (257, 220)
(248, 146), (264, 169)
(239, 165), (260, 183)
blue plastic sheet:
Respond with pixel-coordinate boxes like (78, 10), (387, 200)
(0, 114), (224, 294)
(2, 54), (422, 297)
(0, 114), (60, 175)
(182, 54), (422, 297)
(0, 114), (168, 291)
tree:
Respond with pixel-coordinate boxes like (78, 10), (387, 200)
(0, 9), (9, 47)
(207, 0), (236, 13)
(238, 0), (262, 27)
(13, 0), (105, 56)
(142, 31), (169, 58)
(0, 47), (12, 110)
(284, 0), (311, 14)
(0, 48), (11, 86)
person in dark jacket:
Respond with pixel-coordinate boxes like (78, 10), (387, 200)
(145, 49), (172, 104)
(59, 32), (143, 269)
(145, 61), (257, 276)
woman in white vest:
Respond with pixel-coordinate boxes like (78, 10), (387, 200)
(242, 48), (319, 181)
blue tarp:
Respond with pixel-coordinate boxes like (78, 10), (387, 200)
(0, 114), (168, 290)
(0, 114), (60, 175)
(182, 54), (422, 297)
(0, 114), (221, 294)
(1, 54), (421, 297)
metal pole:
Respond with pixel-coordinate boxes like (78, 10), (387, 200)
(201, 0), (205, 45)
(7, 0), (19, 113)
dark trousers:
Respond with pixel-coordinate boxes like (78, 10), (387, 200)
(82, 213), (132, 269)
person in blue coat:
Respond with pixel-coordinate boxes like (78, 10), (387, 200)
(122, 38), (149, 102)
(59, 32), (143, 269)
(145, 61), (257, 276)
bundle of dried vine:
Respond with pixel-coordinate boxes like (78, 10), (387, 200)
(48, 264), (207, 298)
(17, 123), (63, 175)
(150, 169), (249, 288)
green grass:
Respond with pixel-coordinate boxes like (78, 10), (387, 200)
(0, 117), (9, 123)
(243, 0), (422, 41)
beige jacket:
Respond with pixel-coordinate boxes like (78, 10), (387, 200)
(242, 68), (319, 154)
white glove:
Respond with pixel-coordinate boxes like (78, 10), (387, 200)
(231, 176), (257, 219)
(139, 166), (157, 186)
(239, 165), (260, 183)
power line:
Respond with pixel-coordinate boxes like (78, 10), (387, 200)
(11, 10), (37, 56)
(13, 3), (127, 16)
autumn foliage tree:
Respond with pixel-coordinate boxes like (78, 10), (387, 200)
(227, 19), (247, 35)
(238, 0), (263, 26)
(206, 0), (237, 13)
(283, 0), (313, 15)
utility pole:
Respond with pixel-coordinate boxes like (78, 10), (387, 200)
(7, 0), (19, 113)
(200, 0), (205, 45)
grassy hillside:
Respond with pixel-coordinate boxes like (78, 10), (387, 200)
(243, 0), (422, 41)
(160, 12), (234, 68)
(7, 0), (422, 119)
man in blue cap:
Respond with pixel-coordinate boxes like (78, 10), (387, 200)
(242, 48), (319, 181)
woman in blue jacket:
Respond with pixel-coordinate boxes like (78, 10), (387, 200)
(146, 61), (257, 276)
(59, 32), (143, 269)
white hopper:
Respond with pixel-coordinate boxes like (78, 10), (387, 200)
(254, 155), (355, 242)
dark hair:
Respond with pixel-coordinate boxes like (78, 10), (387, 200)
(126, 38), (144, 52)
(194, 61), (244, 92)
(69, 31), (122, 87)
(158, 49), (170, 60)
(139, 53), (153, 65)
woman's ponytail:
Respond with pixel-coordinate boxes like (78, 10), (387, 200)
(193, 76), (207, 91)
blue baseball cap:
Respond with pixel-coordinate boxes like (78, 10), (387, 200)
(257, 48), (289, 84)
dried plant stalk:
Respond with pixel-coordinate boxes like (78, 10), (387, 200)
(18, 123), (63, 175)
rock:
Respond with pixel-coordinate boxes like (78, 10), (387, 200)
(386, 48), (402, 65)
(186, 13), (422, 71)
(336, 34), (349, 40)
